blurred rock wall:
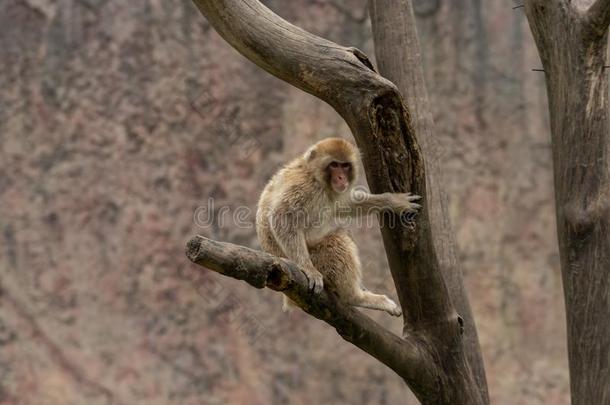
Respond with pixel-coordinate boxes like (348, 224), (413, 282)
(0, 0), (568, 404)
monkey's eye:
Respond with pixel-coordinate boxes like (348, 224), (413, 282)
(329, 161), (340, 168)
(341, 163), (351, 170)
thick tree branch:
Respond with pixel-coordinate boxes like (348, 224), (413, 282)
(186, 235), (438, 394)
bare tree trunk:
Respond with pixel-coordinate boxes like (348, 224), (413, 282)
(525, 2), (610, 404)
(187, 0), (488, 403)
(368, 1), (489, 398)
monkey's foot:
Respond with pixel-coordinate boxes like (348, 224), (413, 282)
(352, 291), (402, 317)
(384, 297), (402, 317)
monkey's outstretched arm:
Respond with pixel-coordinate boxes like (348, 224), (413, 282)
(269, 216), (324, 293)
(341, 190), (421, 218)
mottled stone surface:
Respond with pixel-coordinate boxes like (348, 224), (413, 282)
(0, 0), (568, 404)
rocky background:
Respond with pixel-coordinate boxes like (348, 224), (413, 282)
(0, 0), (569, 404)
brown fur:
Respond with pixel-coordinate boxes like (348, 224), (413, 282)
(256, 138), (420, 316)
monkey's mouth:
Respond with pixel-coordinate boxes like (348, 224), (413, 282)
(331, 183), (349, 193)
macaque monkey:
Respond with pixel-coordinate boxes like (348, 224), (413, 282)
(256, 138), (420, 316)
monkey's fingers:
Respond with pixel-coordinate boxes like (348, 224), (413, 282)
(408, 203), (422, 211)
(305, 269), (324, 294)
(391, 194), (422, 214)
(312, 275), (324, 294)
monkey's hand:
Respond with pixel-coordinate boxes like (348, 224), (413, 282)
(302, 265), (324, 294)
(383, 192), (422, 214)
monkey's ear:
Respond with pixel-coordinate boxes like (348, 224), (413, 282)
(305, 148), (317, 161)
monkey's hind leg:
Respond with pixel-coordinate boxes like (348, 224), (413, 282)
(310, 230), (402, 317)
(350, 289), (402, 317)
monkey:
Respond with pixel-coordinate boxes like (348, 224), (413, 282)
(256, 137), (421, 316)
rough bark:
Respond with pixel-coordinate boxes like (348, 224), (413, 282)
(368, 1), (489, 399)
(525, 1), (610, 404)
(187, 0), (486, 403)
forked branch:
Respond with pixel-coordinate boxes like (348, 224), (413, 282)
(191, 0), (457, 340)
(187, 0), (487, 403)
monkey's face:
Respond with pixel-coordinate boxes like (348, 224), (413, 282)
(305, 137), (360, 194)
(326, 160), (353, 193)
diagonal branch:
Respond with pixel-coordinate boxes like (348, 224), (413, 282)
(585, 0), (610, 35)
(186, 235), (437, 393)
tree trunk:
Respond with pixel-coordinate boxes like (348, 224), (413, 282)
(368, 1), (489, 399)
(525, 2), (610, 404)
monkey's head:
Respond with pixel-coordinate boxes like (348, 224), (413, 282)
(304, 137), (360, 194)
